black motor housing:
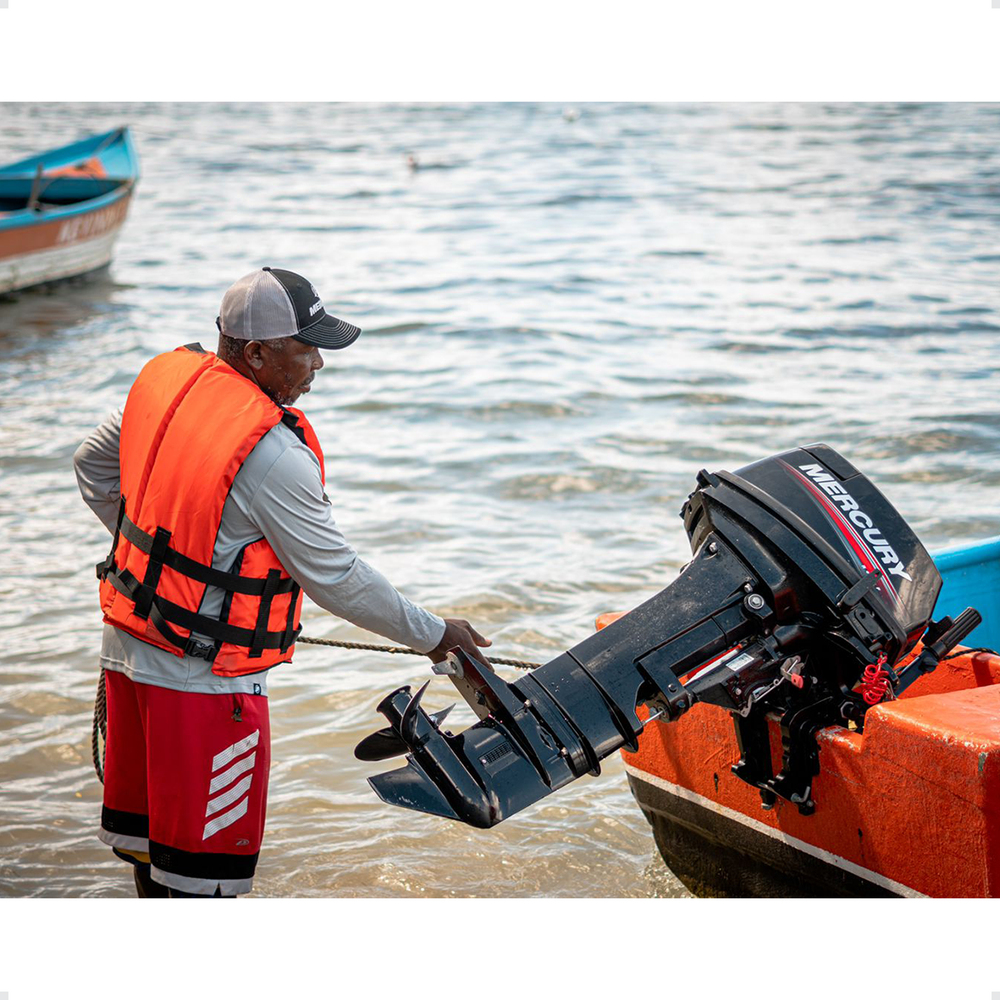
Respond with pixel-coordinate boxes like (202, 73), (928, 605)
(359, 445), (956, 828)
(695, 443), (940, 650)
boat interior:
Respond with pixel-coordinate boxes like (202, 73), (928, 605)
(0, 176), (126, 212)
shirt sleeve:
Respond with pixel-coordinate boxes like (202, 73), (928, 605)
(243, 442), (446, 655)
(73, 408), (123, 534)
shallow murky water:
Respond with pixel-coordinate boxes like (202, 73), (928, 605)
(1, 102), (999, 896)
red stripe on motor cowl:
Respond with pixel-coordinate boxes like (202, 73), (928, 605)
(782, 464), (900, 607)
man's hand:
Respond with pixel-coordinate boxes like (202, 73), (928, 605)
(426, 618), (493, 670)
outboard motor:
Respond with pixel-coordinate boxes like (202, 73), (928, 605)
(357, 445), (981, 827)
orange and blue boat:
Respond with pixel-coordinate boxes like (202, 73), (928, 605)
(0, 127), (139, 295)
(618, 538), (1000, 898)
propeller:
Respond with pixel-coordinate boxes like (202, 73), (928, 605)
(354, 697), (455, 762)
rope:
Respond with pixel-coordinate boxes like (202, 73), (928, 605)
(91, 637), (540, 784)
(296, 635), (541, 670)
(92, 666), (107, 784)
(939, 646), (996, 662)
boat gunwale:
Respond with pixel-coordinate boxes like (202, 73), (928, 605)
(0, 126), (135, 177)
(933, 535), (1000, 572)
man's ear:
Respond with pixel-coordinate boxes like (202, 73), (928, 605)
(245, 340), (266, 369)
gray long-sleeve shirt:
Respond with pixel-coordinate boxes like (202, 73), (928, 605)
(74, 407), (446, 696)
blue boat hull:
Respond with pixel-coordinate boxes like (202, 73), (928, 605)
(933, 537), (1000, 651)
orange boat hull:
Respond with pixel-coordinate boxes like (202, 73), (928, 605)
(597, 611), (1000, 897)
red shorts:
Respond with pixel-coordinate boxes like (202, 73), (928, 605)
(99, 669), (270, 896)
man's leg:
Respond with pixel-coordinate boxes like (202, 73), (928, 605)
(141, 686), (271, 898)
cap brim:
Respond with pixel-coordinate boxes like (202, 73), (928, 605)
(293, 312), (362, 350)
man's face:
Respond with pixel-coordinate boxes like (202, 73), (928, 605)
(255, 338), (324, 406)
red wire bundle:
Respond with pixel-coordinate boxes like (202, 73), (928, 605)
(861, 652), (892, 706)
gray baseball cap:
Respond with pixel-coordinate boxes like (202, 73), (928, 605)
(217, 267), (362, 349)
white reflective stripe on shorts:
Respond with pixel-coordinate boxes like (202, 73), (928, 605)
(202, 794), (249, 841)
(212, 729), (259, 772)
(206, 774), (253, 817)
(209, 750), (257, 794)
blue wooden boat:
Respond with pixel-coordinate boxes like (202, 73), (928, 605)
(0, 127), (139, 294)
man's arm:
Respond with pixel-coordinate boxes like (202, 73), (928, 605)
(245, 443), (490, 663)
(73, 409), (123, 533)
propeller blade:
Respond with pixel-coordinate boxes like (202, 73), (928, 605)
(354, 701), (456, 762)
(400, 680), (431, 744)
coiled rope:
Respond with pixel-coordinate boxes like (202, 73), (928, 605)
(92, 666), (108, 784)
(91, 636), (541, 783)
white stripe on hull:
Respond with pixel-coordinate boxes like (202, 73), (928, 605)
(0, 227), (125, 293)
(624, 761), (926, 898)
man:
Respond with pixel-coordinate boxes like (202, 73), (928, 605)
(74, 266), (491, 898)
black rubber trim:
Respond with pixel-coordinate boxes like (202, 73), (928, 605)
(149, 840), (259, 881)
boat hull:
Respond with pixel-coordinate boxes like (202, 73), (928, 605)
(626, 767), (908, 896)
(622, 647), (1000, 897)
(0, 189), (133, 293)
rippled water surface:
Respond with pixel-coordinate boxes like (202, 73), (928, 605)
(2, 102), (1000, 897)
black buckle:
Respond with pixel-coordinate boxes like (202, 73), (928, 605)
(184, 638), (218, 662)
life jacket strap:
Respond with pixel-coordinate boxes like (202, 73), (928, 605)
(96, 497), (127, 581)
(104, 565), (302, 661)
(132, 526), (171, 620)
(148, 602), (217, 662)
(115, 513), (298, 596)
(281, 582), (300, 653)
(249, 569), (282, 659)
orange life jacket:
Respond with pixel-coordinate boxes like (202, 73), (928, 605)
(98, 343), (324, 677)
